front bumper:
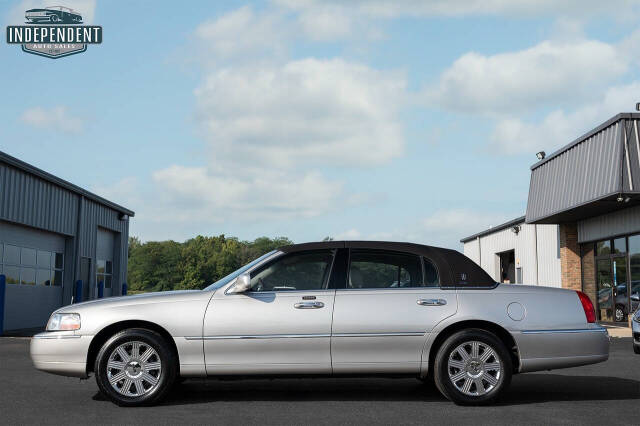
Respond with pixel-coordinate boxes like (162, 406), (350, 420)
(30, 332), (92, 378)
(514, 326), (609, 373)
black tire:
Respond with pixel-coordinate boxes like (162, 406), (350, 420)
(94, 328), (177, 407)
(634, 344), (640, 355)
(433, 329), (512, 405)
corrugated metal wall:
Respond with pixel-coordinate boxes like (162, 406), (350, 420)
(463, 223), (561, 287)
(526, 121), (621, 223)
(578, 204), (640, 243)
(0, 163), (78, 236)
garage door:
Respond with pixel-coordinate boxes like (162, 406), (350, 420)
(0, 221), (66, 330)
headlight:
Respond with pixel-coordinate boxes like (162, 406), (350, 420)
(634, 310), (640, 323)
(46, 313), (81, 331)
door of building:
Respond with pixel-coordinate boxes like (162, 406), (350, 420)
(595, 237), (630, 323)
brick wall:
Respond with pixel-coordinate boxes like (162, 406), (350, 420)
(559, 222), (581, 291)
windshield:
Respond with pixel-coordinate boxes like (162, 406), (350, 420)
(203, 250), (278, 291)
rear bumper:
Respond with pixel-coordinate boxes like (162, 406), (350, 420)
(513, 326), (609, 373)
(30, 332), (92, 378)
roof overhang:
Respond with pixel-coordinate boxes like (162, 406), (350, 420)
(0, 150), (135, 217)
(526, 113), (640, 225)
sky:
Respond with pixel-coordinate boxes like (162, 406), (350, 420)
(1, 0), (639, 249)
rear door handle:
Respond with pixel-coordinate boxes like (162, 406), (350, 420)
(294, 301), (325, 309)
(417, 298), (447, 306)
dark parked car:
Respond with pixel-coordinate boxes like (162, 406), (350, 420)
(25, 6), (82, 24)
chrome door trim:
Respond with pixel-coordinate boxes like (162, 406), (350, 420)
(186, 331), (426, 340)
(185, 333), (332, 340)
(332, 332), (425, 338)
(521, 327), (608, 334)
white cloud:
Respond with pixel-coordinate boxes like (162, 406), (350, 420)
(152, 165), (341, 222)
(153, 56), (405, 224)
(194, 58), (406, 168)
(425, 39), (627, 114)
(490, 81), (640, 155)
(6, 0), (96, 24)
(194, 6), (288, 62)
(20, 106), (84, 134)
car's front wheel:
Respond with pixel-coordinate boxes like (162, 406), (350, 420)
(94, 328), (177, 406)
(433, 329), (512, 405)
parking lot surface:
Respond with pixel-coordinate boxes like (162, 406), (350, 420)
(1, 337), (638, 425)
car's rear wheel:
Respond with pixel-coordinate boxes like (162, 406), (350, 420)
(433, 329), (512, 405)
(94, 328), (177, 406)
(634, 344), (640, 355)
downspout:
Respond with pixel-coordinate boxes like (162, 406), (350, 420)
(533, 224), (539, 286)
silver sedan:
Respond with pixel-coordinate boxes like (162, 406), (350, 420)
(31, 241), (609, 406)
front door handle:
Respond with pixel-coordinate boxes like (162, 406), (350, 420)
(294, 301), (325, 309)
(417, 298), (447, 306)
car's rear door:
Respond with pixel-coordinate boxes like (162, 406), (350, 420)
(203, 249), (337, 375)
(331, 245), (457, 373)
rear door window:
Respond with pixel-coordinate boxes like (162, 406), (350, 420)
(348, 250), (423, 289)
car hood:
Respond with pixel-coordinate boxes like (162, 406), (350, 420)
(56, 289), (213, 313)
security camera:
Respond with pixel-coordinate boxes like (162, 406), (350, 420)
(536, 151), (546, 160)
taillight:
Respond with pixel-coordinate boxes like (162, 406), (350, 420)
(576, 291), (596, 323)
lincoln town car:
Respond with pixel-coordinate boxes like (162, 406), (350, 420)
(31, 241), (609, 406)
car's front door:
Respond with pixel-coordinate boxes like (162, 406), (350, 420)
(203, 249), (337, 375)
(331, 247), (457, 374)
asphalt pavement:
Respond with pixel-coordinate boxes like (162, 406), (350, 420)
(1, 337), (638, 425)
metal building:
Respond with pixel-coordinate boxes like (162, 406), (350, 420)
(462, 112), (640, 324)
(461, 217), (561, 287)
(0, 150), (134, 332)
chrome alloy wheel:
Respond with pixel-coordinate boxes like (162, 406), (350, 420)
(447, 340), (502, 396)
(106, 341), (162, 397)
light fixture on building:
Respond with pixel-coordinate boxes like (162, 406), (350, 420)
(118, 213), (128, 221)
(617, 195), (624, 202)
(511, 225), (521, 235)
(636, 102), (640, 111)
(536, 151), (546, 160)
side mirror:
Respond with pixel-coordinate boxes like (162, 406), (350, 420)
(229, 273), (251, 294)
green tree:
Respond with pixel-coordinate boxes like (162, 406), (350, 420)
(126, 235), (293, 293)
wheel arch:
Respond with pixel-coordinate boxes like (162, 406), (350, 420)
(425, 320), (520, 375)
(86, 320), (180, 375)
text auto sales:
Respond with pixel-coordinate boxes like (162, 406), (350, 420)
(6, 26), (102, 44)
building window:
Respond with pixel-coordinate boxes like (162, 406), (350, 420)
(596, 240), (611, 256)
(0, 243), (63, 287)
(96, 259), (113, 289)
(612, 237), (626, 254)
